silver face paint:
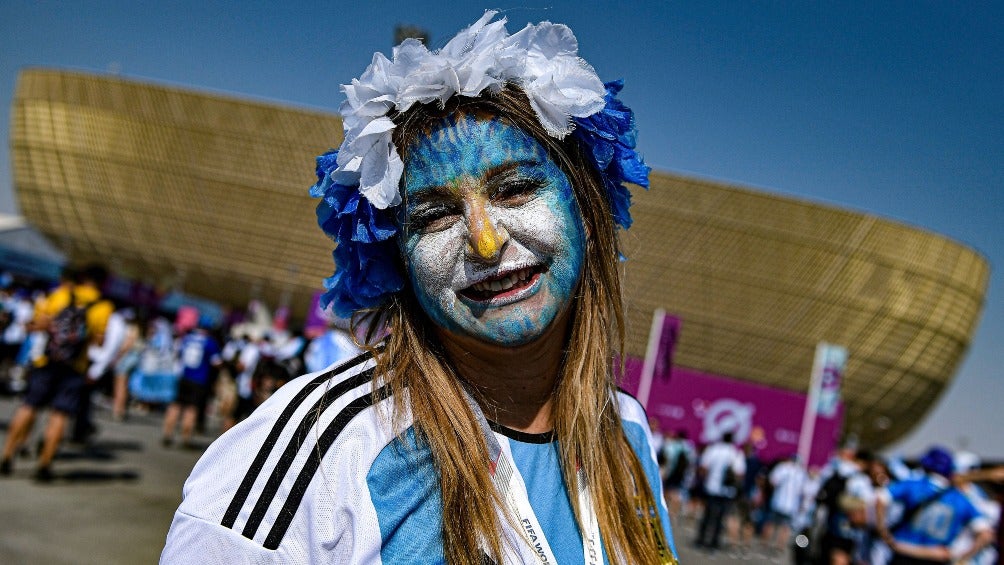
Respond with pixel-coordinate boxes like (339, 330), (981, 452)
(400, 113), (586, 346)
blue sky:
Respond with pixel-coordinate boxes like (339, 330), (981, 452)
(1, 1), (1001, 457)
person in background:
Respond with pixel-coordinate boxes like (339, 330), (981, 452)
(0, 287), (35, 393)
(661, 429), (695, 526)
(75, 300), (129, 442)
(303, 322), (361, 374)
(763, 453), (808, 555)
(220, 333), (248, 376)
(222, 332), (260, 431)
(111, 311), (144, 421)
(162, 325), (221, 447)
(949, 452), (1000, 565)
(0, 265), (112, 481)
(696, 431), (746, 551)
(791, 466), (823, 565)
(212, 332), (245, 429)
(272, 330), (307, 381)
(862, 456), (894, 565)
(130, 317), (179, 407)
(730, 441), (764, 555)
(0, 288), (35, 383)
(877, 446), (993, 565)
(815, 444), (876, 565)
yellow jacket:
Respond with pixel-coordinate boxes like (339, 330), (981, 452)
(33, 283), (114, 372)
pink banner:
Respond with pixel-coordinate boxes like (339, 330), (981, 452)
(620, 357), (842, 468)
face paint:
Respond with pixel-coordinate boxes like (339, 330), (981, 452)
(400, 113), (587, 346)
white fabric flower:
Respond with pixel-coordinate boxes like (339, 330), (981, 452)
(332, 10), (607, 210)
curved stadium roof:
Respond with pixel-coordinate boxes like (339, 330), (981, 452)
(10, 69), (989, 447)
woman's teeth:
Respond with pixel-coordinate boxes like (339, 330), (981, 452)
(472, 268), (532, 294)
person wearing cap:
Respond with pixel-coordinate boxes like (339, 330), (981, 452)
(877, 446), (993, 565)
(949, 453), (1000, 565)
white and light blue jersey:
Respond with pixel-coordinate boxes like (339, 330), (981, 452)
(887, 475), (990, 548)
(161, 351), (675, 563)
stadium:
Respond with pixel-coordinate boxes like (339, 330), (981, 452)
(9, 68), (989, 449)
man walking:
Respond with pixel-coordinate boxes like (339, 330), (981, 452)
(0, 265), (111, 481)
(695, 431), (746, 551)
(162, 325), (221, 447)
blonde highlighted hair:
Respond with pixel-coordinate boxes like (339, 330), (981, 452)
(353, 85), (670, 564)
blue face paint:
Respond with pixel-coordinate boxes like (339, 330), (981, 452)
(400, 113), (586, 346)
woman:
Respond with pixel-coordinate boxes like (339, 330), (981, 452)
(163, 12), (676, 564)
(110, 310), (143, 421)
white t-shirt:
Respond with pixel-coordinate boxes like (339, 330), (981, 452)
(769, 460), (808, 516)
(699, 441), (745, 497)
(235, 343), (260, 399)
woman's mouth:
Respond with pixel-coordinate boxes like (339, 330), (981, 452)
(459, 265), (545, 303)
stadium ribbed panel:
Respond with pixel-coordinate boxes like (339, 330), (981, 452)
(624, 177), (988, 446)
(10, 69), (989, 447)
(11, 69), (340, 318)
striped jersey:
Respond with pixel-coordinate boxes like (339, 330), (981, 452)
(161, 351), (675, 563)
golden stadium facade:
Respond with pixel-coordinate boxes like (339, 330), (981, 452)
(9, 69), (989, 447)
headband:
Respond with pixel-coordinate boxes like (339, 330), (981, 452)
(311, 10), (649, 316)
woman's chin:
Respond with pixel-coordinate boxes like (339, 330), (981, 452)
(442, 297), (569, 348)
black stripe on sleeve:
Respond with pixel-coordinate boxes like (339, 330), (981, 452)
(220, 350), (374, 529)
(262, 384), (392, 551)
(241, 367), (375, 539)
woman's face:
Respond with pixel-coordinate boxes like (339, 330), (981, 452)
(399, 112), (587, 346)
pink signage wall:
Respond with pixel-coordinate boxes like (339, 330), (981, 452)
(621, 357), (842, 468)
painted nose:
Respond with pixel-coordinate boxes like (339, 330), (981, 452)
(465, 198), (508, 262)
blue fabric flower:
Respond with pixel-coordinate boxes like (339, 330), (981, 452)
(312, 150), (404, 317)
(572, 80), (650, 230)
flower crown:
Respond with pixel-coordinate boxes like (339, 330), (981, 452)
(311, 10), (650, 317)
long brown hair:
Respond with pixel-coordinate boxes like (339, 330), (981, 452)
(354, 85), (669, 564)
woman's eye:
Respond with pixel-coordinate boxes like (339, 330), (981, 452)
(409, 203), (460, 232)
(492, 176), (545, 205)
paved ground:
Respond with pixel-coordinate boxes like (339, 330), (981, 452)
(0, 396), (203, 564)
(0, 395), (791, 564)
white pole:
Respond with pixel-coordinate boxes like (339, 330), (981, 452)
(798, 343), (827, 464)
(636, 308), (666, 409)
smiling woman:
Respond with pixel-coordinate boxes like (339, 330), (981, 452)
(400, 111), (587, 346)
(162, 11), (677, 565)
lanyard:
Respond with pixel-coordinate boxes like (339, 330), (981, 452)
(461, 387), (601, 565)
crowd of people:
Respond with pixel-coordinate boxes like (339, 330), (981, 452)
(0, 265), (362, 480)
(651, 423), (1002, 564)
(2, 264), (1001, 564)
(1, 12), (998, 563)
(1, 264), (1001, 564)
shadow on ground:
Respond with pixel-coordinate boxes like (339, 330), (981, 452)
(54, 439), (145, 461)
(49, 468), (142, 483)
